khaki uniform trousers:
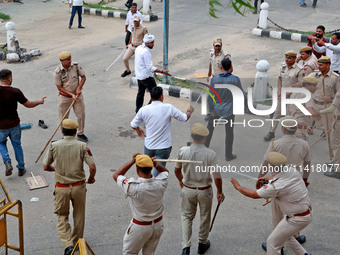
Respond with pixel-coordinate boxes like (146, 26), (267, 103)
(181, 186), (212, 248)
(331, 119), (340, 154)
(54, 184), (86, 249)
(313, 101), (333, 133)
(269, 98), (282, 134)
(123, 220), (164, 255)
(267, 200), (312, 255)
(123, 45), (136, 72)
(58, 94), (85, 135)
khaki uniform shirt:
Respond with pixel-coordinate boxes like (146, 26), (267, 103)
(257, 167), (311, 216)
(53, 63), (85, 94)
(210, 49), (231, 76)
(279, 62), (304, 88)
(264, 135), (311, 172)
(117, 172), (168, 221)
(43, 136), (95, 184)
(175, 143), (218, 187)
(298, 54), (318, 76)
(289, 92), (315, 126)
(131, 25), (147, 47)
(309, 70), (340, 102)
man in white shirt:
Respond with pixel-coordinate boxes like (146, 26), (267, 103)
(134, 34), (171, 113)
(313, 32), (340, 73)
(68, 0), (84, 29)
(131, 86), (194, 176)
(125, 3), (143, 46)
(113, 154), (169, 255)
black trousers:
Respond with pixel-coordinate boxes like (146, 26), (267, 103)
(136, 77), (157, 113)
(254, 0), (264, 9)
(204, 115), (235, 158)
(125, 31), (131, 46)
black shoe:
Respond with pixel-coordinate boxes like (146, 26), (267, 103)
(225, 154), (237, 161)
(296, 235), (306, 244)
(64, 246), (74, 255)
(182, 247), (190, 255)
(121, 70), (132, 77)
(324, 171), (340, 179)
(18, 168), (26, 177)
(264, 132), (275, 141)
(38, 120), (48, 129)
(78, 26), (85, 29)
(68, 25), (71, 29)
(198, 240), (210, 254)
(262, 242), (284, 254)
(252, 10), (257, 14)
(320, 130), (326, 140)
(5, 162), (13, 176)
(300, 3), (307, 7)
(77, 134), (88, 143)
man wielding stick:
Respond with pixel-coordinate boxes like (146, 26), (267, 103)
(54, 51), (89, 142)
(175, 123), (224, 255)
(113, 154), (169, 255)
(43, 119), (96, 255)
(231, 152), (312, 255)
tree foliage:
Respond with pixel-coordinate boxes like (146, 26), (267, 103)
(208, 0), (255, 18)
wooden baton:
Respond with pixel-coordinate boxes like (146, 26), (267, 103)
(209, 203), (221, 232)
(155, 159), (204, 164)
(35, 99), (77, 163)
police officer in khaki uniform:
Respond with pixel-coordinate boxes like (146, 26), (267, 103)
(231, 152), (312, 255)
(259, 117), (312, 186)
(113, 154), (169, 255)
(174, 123), (224, 255)
(54, 51), (88, 143)
(43, 119), (96, 255)
(121, 15), (148, 77)
(264, 51), (304, 141)
(296, 46), (318, 76)
(309, 56), (340, 138)
(289, 76), (321, 141)
(207, 38), (231, 81)
(320, 93), (340, 178)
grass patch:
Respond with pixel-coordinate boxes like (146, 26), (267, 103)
(83, 2), (128, 12)
(256, 95), (273, 106)
(154, 75), (197, 89)
(0, 12), (11, 21)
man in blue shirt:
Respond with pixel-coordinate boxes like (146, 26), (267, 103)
(204, 58), (247, 161)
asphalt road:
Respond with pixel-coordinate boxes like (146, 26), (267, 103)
(0, 0), (340, 254)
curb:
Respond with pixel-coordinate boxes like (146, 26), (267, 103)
(252, 28), (330, 42)
(129, 77), (202, 103)
(82, 8), (158, 22)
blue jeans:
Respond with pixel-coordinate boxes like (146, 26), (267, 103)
(300, 0), (305, 4)
(69, 6), (82, 27)
(144, 146), (172, 177)
(0, 125), (25, 169)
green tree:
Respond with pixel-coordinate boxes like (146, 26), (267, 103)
(208, 0), (255, 18)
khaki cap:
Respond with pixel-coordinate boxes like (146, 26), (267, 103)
(285, 50), (297, 57)
(62, 119), (79, 129)
(300, 46), (312, 53)
(58, 51), (71, 60)
(317, 56), (331, 63)
(303, 75), (319, 85)
(267, 152), (287, 166)
(192, 123), (209, 137)
(213, 37), (222, 46)
(133, 15), (140, 21)
(136, 155), (153, 168)
(280, 116), (297, 132)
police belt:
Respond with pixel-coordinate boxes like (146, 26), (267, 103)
(334, 115), (340, 120)
(56, 180), (85, 187)
(313, 99), (324, 105)
(59, 92), (72, 98)
(183, 184), (211, 190)
(133, 216), (163, 225)
(297, 125), (308, 130)
(294, 206), (312, 217)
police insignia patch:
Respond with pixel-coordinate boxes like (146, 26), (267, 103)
(86, 144), (93, 156)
